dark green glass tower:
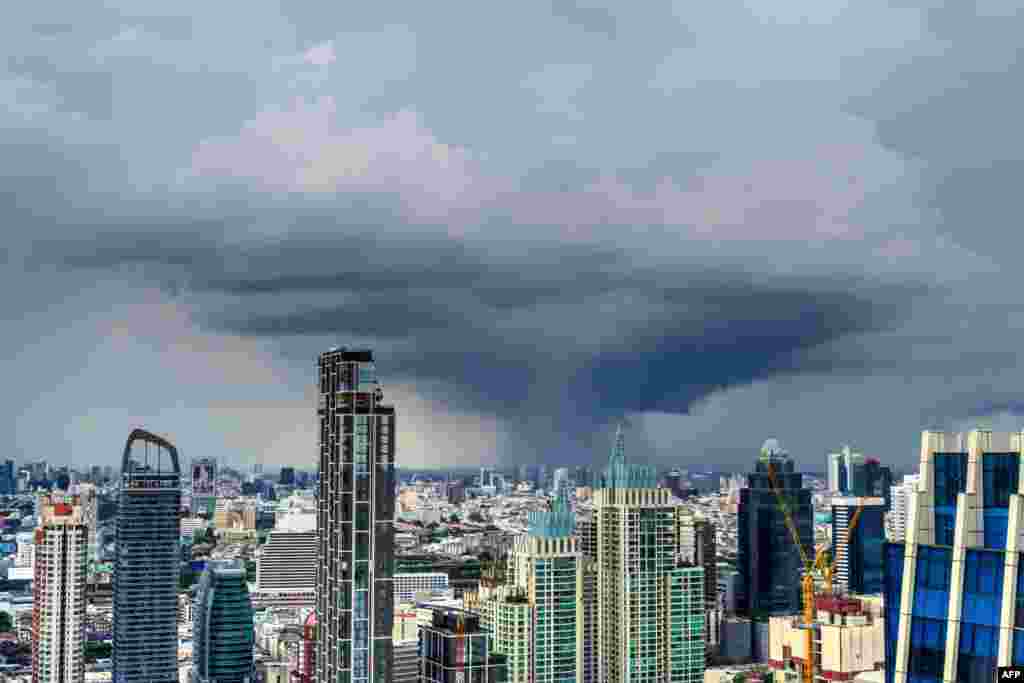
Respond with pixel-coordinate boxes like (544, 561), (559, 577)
(192, 560), (255, 683)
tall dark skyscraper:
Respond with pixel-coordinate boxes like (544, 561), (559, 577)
(114, 429), (182, 683)
(316, 348), (396, 683)
(736, 439), (813, 618)
(0, 459), (14, 495)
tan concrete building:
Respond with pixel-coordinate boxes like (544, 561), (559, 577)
(768, 595), (883, 683)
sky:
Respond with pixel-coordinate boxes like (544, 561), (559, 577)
(3, 1), (1024, 471)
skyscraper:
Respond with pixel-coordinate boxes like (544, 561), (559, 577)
(113, 429), (181, 683)
(0, 459), (15, 496)
(885, 430), (1024, 683)
(551, 467), (570, 497)
(192, 560), (255, 683)
(826, 446), (893, 507)
(737, 439), (813, 618)
(33, 492), (89, 683)
(593, 426), (705, 683)
(830, 496), (885, 595)
(508, 490), (581, 683)
(575, 512), (599, 683)
(316, 348), (396, 683)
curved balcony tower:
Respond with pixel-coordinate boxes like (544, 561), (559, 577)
(113, 429), (182, 683)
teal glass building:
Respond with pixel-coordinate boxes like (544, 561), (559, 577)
(191, 560), (255, 683)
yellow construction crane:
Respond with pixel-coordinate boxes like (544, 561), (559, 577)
(823, 503), (866, 595)
(766, 462), (815, 683)
(767, 463), (867, 683)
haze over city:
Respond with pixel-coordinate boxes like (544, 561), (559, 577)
(4, 2), (1022, 470)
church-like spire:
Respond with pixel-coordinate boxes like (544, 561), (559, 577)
(600, 422), (657, 490)
(610, 423), (626, 467)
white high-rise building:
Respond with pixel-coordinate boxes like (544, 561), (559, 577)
(827, 452), (843, 492)
(33, 492), (89, 683)
(15, 531), (34, 568)
(887, 474), (920, 541)
(826, 445), (864, 492)
(552, 467), (570, 496)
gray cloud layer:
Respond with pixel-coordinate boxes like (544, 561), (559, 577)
(3, 0), (1023, 469)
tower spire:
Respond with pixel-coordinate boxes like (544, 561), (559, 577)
(611, 423), (626, 467)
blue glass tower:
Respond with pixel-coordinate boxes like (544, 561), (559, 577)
(885, 430), (1024, 683)
(114, 429), (181, 683)
(830, 497), (885, 595)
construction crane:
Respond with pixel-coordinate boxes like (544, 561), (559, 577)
(766, 462), (815, 683)
(767, 463), (867, 683)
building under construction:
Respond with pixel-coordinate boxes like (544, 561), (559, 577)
(767, 595), (883, 683)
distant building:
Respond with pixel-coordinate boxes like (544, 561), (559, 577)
(418, 608), (508, 683)
(0, 459), (15, 496)
(886, 474), (919, 542)
(214, 499), (256, 530)
(552, 467), (570, 496)
(33, 492), (89, 683)
(279, 467), (295, 486)
(826, 446), (893, 508)
(666, 469), (685, 498)
(446, 479), (466, 505)
(191, 560), (255, 683)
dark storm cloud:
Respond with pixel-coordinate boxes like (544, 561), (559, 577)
(849, 2), (1024, 261)
(40, 224), (931, 463)
(9, 0), (1024, 469)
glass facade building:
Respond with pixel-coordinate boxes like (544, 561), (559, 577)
(885, 430), (1024, 683)
(737, 440), (813, 618)
(113, 429), (181, 683)
(509, 491), (581, 683)
(593, 426), (704, 683)
(192, 560), (255, 683)
(831, 497), (885, 595)
(315, 348), (396, 683)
